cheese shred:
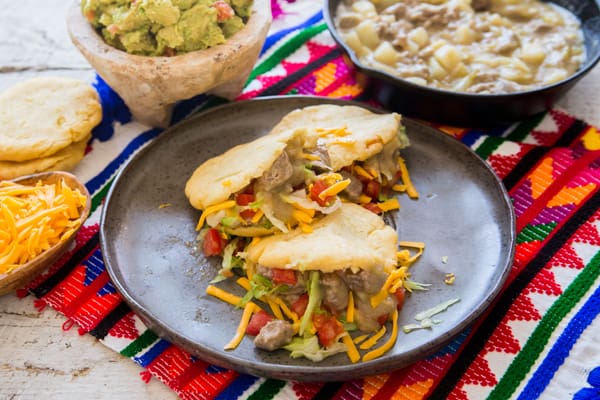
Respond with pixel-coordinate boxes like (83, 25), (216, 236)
(196, 200), (236, 230)
(346, 291), (355, 323)
(342, 333), (360, 363)
(224, 302), (258, 350)
(362, 309), (399, 362)
(0, 179), (87, 273)
(359, 325), (387, 350)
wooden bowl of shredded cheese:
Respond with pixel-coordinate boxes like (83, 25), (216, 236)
(0, 171), (90, 295)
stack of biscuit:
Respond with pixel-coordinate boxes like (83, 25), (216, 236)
(0, 77), (102, 180)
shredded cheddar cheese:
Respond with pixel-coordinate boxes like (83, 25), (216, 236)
(236, 277), (251, 291)
(0, 179), (87, 274)
(273, 297), (298, 323)
(206, 284), (244, 307)
(195, 200), (236, 230)
(224, 302), (259, 350)
(318, 179), (351, 199)
(353, 334), (369, 344)
(267, 298), (284, 320)
(377, 198), (400, 212)
(359, 325), (387, 350)
(353, 165), (373, 180)
(358, 194), (372, 204)
(397, 157), (419, 199)
(250, 209), (264, 224)
(299, 222), (313, 233)
(342, 333), (360, 363)
(362, 309), (399, 362)
(346, 291), (355, 323)
(292, 209), (313, 224)
(301, 153), (321, 161)
(315, 126), (349, 137)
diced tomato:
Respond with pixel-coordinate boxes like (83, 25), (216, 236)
(310, 179), (335, 207)
(377, 313), (389, 325)
(363, 202), (383, 214)
(202, 228), (228, 256)
(85, 10), (95, 22)
(363, 180), (381, 199)
(291, 294), (309, 317)
(236, 193), (256, 220)
(312, 314), (345, 348)
(239, 209), (257, 220)
(212, 0), (234, 21)
(271, 268), (297, 285)
(246, 310), (274, 336)
(236, 193), (255, 206)
(394, 287), (405, 310)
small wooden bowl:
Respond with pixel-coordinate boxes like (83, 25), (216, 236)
(0, 171), (91, 296)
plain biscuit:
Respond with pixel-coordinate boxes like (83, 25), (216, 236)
(245, 203), (398, 273)
(0, 77), (102, 162)
(0, 136), (90, 180)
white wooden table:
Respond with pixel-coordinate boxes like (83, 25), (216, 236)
(1, 1), (599, 399)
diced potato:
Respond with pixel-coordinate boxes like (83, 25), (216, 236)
(453, 72), (475, 91)
(429, 57), (448, 80)
(404, 77), (428, 86)
(342, 31), (370, 58)
(543, 68), (568, 85)
(450, 62), (469, 78)
(520, 43), (545, 65)
(434, 45), (461, 72)
(355, 20), (380, 49)
(500, 66), (532, 83)
(406, 40), (420, 55)
(373, 41), (399, 65)
(455, 25), (475, 45)
(352, 1), (377, 17)
(408, 27), (429, 48)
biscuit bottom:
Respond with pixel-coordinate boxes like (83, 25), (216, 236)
(0, 135), (90, 180)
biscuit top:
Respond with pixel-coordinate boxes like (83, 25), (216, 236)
(184, 128), (302, 210)
(245, 203), (398, 273)
(0, 77), (102, 162)
(269, 104), (406, 171)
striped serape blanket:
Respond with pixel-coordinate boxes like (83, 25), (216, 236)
(16, 0), (600, 399)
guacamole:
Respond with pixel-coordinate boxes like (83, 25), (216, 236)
(82, 0), (253, 56)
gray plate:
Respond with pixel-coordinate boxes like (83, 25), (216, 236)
(100, 96), (515, 382)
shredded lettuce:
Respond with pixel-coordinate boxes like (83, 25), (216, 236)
(404, 279), (431, 292)
(283, 335), (346, 362)
(414, 297), (460, 321)
(256, 191), (289, 232)
(299, 270), (321, 336)
(281, 190), (342, 214)
(239, 273), (288, 306)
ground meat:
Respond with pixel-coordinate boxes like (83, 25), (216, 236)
(471, 0), (491, 12)
(406, 3), (461, 28)
(339, 269), (386, 295)
(305, 143), (332, 173)
(467, 79), (523, 93)
(254, 320), (294, 351)
(339, 171), (363, 202)
(258, 151), (293, 190)
(321, 272), (349, 313)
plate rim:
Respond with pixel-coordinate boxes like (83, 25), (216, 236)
(100, 95), (516, 381)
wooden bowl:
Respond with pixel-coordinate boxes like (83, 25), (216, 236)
(66, 0), (272, 127)
(0, 171), (91, 296)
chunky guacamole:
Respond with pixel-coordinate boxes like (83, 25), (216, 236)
(81, 0), (253, 56)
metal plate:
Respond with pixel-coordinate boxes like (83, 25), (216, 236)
(100, 96), (515, 381)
